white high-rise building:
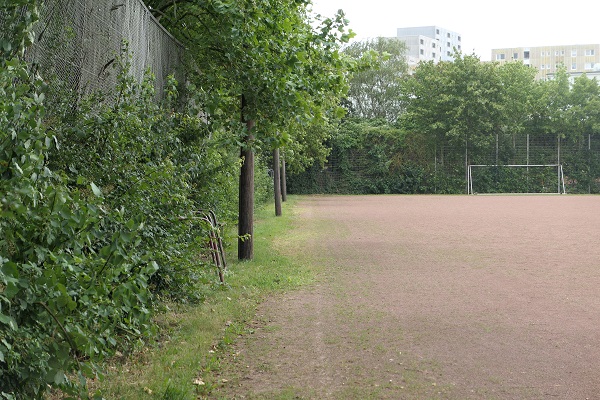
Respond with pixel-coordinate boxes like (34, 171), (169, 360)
(396, 26), (462, 68)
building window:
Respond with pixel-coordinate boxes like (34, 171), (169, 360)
(447, 41), (451, 47)
(420, 49), (424, 55)
(432, 42), (436, 48)
(458, 36), (461, 41)
(447, 51), (451, 56)
(513, 52), (518, 59)
(585, 63), (594, 70)
(496, 53), (506, 60)
(447, 33), (451, 38)
(572, 49), (577, 57)
(540, 64), (545, 70)
(524, 51), (530, 59)
(420, 39), (424, 45)
(572, 63), (577, 70)
(436, 29), (440, 34)
(458, 45), (461, 50)
(432, 52), (436, 58)
(585, 49), (595, 56)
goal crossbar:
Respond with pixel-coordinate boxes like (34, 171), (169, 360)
(468, 164), (566, 195)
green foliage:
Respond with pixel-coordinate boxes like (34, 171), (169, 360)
(0, 11), (160, 399)
(272, 122), (334, 176)
(0, 6), (258, 397)
(288, 118), (428, 194)
(44, 48), (244, 303)
(150, 0), (355, 169)
(147, 0), (357, 259)
(470, 166), (562, 194)
(343, 37), (409, 122)
(0, 0), (39, 59)
(401, 54), (511, 158)
(290, 53), (600, 195)
(565, 74), (600, 139)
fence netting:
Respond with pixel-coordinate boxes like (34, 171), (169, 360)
(458, 133), (600, 194)
(290, 133), (600, 195)
(23, 0), (183, 100)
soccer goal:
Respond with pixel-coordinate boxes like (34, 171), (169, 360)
(468, 164), (566, 195)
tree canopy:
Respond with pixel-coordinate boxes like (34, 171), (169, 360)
(290, 52), (600, 195)
(400, 54), (537, 164)
(343, 37), (409, 122)
(151, 0), (352, 134)
(146, 0), (356, 258)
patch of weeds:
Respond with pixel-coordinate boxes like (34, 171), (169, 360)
(162, 382), (189, 400)
(324, 336), (342, 345)
(203, 354), (222, 375)
(246, 387), (314, 399)
(261, 324), (283, 333)
(396, 358), (455, 399)
(256, 361), (275, 373)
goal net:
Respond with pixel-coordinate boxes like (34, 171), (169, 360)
(468, 164), (566, 195)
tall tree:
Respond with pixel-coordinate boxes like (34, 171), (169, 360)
(526, 67), (571, 138)
(272, 147), (282, 216)
(149, 0), (353, 259)
(495, 61), (537, 138)
(567, 74), (600, 139)
(343, 37), (408, 122)
(400, 53), (537, 191)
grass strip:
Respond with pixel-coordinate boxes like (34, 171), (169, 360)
(93, 196), (315, 399)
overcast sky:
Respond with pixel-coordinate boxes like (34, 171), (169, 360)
(309, 0), (600, 61)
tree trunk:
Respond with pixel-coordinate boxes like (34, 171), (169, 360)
(281, 152), (287, 202)
(273, 148), (282, 216)
(238, 113), (255, 260)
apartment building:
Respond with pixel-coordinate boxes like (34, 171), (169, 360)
(397, 26), (462, 68)
(491, 44), (600, 80)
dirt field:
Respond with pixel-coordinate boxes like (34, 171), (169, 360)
(218, 195), (600, 399)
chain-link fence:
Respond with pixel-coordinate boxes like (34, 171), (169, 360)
(25, 0), (183, 100)
(289, 133), (600, 195)
(425, 133), (600, 194)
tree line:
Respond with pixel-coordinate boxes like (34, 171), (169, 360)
(289, 38), (600, 194)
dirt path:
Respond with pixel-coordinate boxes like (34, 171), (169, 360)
(217, 195), (600, 399)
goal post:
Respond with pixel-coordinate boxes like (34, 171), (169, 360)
(468, 164), (566, 195)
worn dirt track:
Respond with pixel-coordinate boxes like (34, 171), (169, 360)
(218, 195), (600, 399)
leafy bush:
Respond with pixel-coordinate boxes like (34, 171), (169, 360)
(288, 118), (436, 194)
(1, 19), (156, 400)
(45, 53), (218, 303)
(0, 7), (247, 398)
